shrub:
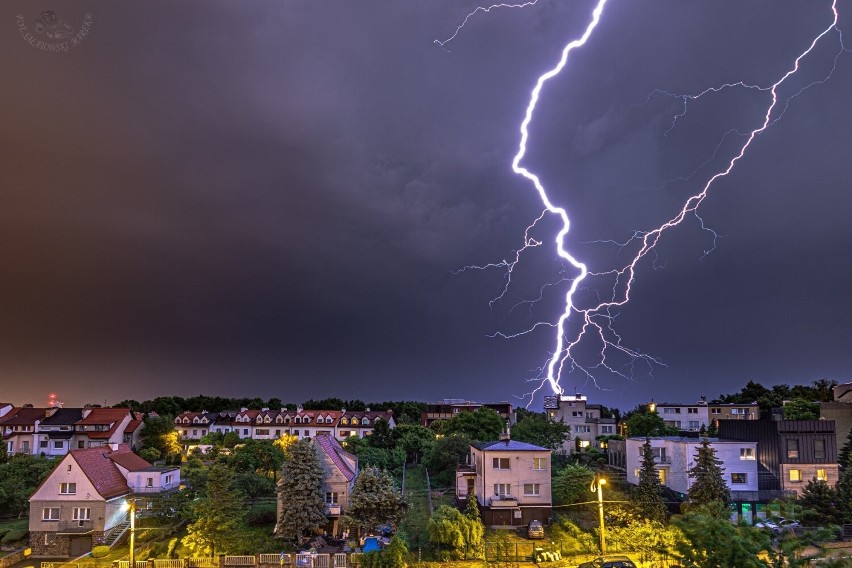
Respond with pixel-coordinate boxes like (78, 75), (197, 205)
(1, 530), (27, 544)
(91, 546), (111, 558)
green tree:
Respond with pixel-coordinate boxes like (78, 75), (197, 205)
(427, 505), (481, 560)
(368, 419), (396, 450)
(461, 497), (485, 559)
(673, 511), (769, 568)
(227, 439), (284, 481)
(139, 447), (161, 463)
(552, 463), (595, 506)
(636, 438), (667, 522)
(276, 439), (327, 544)
(0, 454), (56, 516)
(423, 434), (471, 487)
(140, 415), (181, 458)
(624, 405), (677, 437)
(342, 466), (407, 534)
(182, 465), (247, 555)
(687, 434), (730, 508)
(782, 398), (820, 420)
(837, 452), (852, 522)
(510, 412), (571, 451)
(838, 427), (852, 472)
(798, 478), (841, 526)
(441, 408), (504, 442)
(392, 424), (434, 464)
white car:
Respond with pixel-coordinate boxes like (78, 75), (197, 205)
(754, 520), (781, 534)
(777, 518), (801, 530)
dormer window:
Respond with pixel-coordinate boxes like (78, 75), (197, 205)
(362, 418), (370, 425)
(295, 417), (302, 424)
(256, 416), (263, 423)
(341, 418), (348, 425)
(317, 417), (324, 424)
(275, 416), (283, 423)
(351, 418), (359, 425)
(264, 416), (271, 423)
(304, 416), (311, 423)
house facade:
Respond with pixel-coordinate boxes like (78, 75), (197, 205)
(28, 444), (180, 557)
(456, 437), (552, 526)
(421, 400), (514, 428)
(543, 394), (616, 453)
(313, 434), (358, 536)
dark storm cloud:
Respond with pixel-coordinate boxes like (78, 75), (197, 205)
(0, 1), (850, 409)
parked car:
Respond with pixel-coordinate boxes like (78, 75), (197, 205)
(754, 520), (781, 534)
(777, 518), (801, 530)
(578, 555), (637, 568)
(527, 520), (544, 539)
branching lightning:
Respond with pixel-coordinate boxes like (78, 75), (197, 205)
(434, 1), (541, 53)
(445, 0), (847, 403)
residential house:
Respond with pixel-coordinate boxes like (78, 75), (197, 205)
(819, 401), (852, 462)
(0, 403), (13, 419)
(28, 444), (180, 557)
(421, 400), (514, 428)
(708, 402), (760, 422)
(123, 414), (145, 450)
(456, 434), (552, 526)
(543, 394), (616, 453)
(1, 406), (48, 455)
(37, 408), (84, 457)
(71, 408), (134, 450)
(653, 399), (711, 432)
(719, 419), (840, 498)
(314, 434), (358, 536)
(335, 409), (395, 440)
(174, 411), (217, 440)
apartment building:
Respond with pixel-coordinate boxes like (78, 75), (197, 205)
(543, 394), (616, 453)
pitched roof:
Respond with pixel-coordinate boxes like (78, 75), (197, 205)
(314, 434), (357, 482)
(109, 450), (153, 472)
(41, 408), (84, 425)
(71, 446), (139, 499)
(474, 440), (549, 452)
(124, 419), (143, 433)
(0, 407), (47, 425)
(76, 408), (131, 425)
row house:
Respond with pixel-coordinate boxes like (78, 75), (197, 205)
(276, 434), (359, 538)
(719, 419), (840, 497)
(650, 399), (759, 432)
(456, 434), (552, 527)
(176, 407), (395, 442)
(543, 394), (616, 453)
(28, 444), (180, 557)
(421, 400), (514, 428)
(2, 407), (141, 456)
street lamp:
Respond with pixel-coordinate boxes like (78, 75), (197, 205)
(590, 474), (606, 555)
(122, 499), (136, 567)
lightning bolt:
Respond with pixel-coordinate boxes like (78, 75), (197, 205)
(434, 1), (541, 53)
(454, 0), (846, 403)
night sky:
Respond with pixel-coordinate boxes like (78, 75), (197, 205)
(1, 1), (851, 411)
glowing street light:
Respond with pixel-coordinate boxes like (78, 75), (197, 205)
(122, 499), (136, 567)
(590, 474), (606, 554)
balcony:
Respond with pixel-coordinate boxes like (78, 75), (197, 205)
(489, 495), (518, 508)
(654, 456), (672, 464)
(325, 505), (341, 516)
(57, 520), (94, 534)
(131, 480), (181, 494)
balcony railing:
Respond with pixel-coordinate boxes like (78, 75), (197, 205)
(58, 520), (94, 532)
(131, 481), (181, 494)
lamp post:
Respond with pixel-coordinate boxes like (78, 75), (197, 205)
(128, 499), (136, 568)
(590, 474), (606, 554)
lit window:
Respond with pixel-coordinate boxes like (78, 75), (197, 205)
(789, 469), (802, 482)
(60, 482), (76, 494)
(362, 418), (369, 425)
(578, 440), (590, 448)
(817, 469), (827, 481)
(731, 473), (748, 484)
(740, 448), (755, 460)
(533, 458), (547, 470)
(341, 418), (348, 425)
(523, 483), (540, 496)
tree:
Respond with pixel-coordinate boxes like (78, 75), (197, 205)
(139, 447), (161, 463)
(673, 510), (769, 568)
(276, 439), (327, 544)
(0, 454), (56, 516)
(687, 434), (730, 508)
(368, 419), (396, 450)
(227, 439), (284, 481)
(838, 427), (852, 472)
(273, 433), (299, 457)
(342, 466), (407, 534)
(837, 452), (852, 522)
(462, 497), (485, 559)
(427, 505), (481, 560)
(624, 405), (677, 437)
(552, 463), (595, 506)
(636, 438), (667, 522)
(441, 408), (504, 442)
(798, 478), (841, 526)
(392, 424), (434, 464)
(782, 398), (820, 421)
(182, 465), (247, 555)
(510, 412), (571, 451)
(140, 415), (181, 458)
(423, 434), (471, 487)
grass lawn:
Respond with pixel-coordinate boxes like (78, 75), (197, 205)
(399, 465), (431, 551)
(0, 518), (29, 549)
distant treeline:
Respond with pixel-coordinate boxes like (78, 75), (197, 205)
(113, 395), (427, 424)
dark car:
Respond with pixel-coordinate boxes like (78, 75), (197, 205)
(578, 555), (637, 568)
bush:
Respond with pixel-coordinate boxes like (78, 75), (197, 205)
(1, 529), (27, 544)
(246, 509), (277, 526)
(91, 545), (110, 558)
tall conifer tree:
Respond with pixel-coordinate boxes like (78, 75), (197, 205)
(636, 437), (667, 522)
(687, 433), (730, 508)
(276, 439), (327, 543)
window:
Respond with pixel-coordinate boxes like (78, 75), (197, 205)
(711, 408), (721, 414)
(814, 440), (825, 460)
(576, 425), (590, 433)
(493, 483), (511, 496)
(789, 469), (802, 482)
(243, 429), (249, 436)
(523, 483), (541, 496)
(317, 417), (324, 424)
(533, 457), (547, 470)
(601, 426), (613, 434)
(351, 418), (359, 425)
(493, 457), (510, 470)
(341, 418), (348, 425)
(304, 430), (310, 437)
(362, 418), (370, 425)
(255, 429), (269, 436)
(339, 430), (351, 437)
(578, 440), (590, 448)
(572, 411), (582, 417)
(326, 492), (339, 504)
(275, 429), (281, 436)
(658, 469), (666, 485)
(42, 507), (59, 521)
(740, 448), (755, 460)
(40, 440), (48, 448)
(689, 421), (700, 429)
(817, 469), (827, 481)
(60, 482), (76, 494)
(67, 464), (72, 472)
(164, 474), (173, 484)
(73, 508), (91, 521)
(293, 430), (300, 436)
(731, 473), (748, 484)
(54, 441), (63, 449)
(146, 477), (153, 488)
(787, 439), (799, 459)
(688, 408), (698, 414)
(192, 430), (198, 437)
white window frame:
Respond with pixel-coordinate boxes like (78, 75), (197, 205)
(72, 507), (91, 521)
(533, 457), (547, 470)
(523, 483), (541, 496)
(42, 507), (60, 521)
(60, 482), (76, 494)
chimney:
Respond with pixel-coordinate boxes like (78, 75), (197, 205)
(498, 421), (511, 443)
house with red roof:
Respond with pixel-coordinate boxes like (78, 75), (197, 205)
(29, 444), (180, 557)
(0, 406), (49, 455)
(71, 407), (134, 450)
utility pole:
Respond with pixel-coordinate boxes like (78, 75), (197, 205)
(590, 474), (606, 555)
